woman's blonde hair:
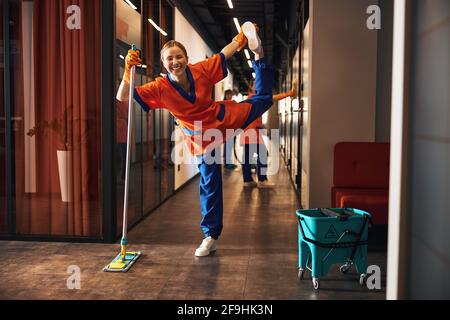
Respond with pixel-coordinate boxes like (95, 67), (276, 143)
(160, 40), (188, 61)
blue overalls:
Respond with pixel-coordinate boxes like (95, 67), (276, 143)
(242, 143), (269, 183)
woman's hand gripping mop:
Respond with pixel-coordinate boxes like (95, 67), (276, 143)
(103, 45), (142, 272)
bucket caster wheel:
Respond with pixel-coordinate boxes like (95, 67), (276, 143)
(312, 277), (320, 290)
(298, 268), (305, 280)
(360, 273), (368, 286)
(340, 264), (350, 274)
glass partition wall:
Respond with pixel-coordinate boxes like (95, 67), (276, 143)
(2, 0), (102, 239)
(278, 0), (308, 204)
(115, 0), (175, 237)
(0, 0), (175, 242)
(0, 0), (6, 234)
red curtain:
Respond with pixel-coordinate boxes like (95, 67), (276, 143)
(18, 0), (101, 236)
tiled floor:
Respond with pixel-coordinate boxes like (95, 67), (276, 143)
(0, 158), (387, 300)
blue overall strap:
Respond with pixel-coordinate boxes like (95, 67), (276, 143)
(182, 127), (203, 136)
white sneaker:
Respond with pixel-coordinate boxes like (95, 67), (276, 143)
(243, 181), (258, 188)
(242, 22), (262, 55)
(258, 180), (275, 188)
(194, 236), (217, 257)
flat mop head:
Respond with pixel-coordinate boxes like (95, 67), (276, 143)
(103, 251), (142, 272)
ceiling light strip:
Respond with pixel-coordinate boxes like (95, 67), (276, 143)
(233, 18), (241, 33)
(148, 18), (168, 37)
(124, 0), (137, 10)
(244, 49), (251, 60)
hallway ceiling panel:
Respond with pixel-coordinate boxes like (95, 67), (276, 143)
(177, 0), (295, 92)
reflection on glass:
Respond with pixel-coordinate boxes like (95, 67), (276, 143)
(142, 85), (160, 214)
(159, 1), (175, 200)
(115, 0), (175, 236)
(141, 0), (162, 217)
(114, 81), (144, 234)
(115, 0), (144, 233)
(115, 0), (147, 235)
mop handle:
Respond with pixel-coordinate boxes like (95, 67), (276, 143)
(122, 44), (138, 240)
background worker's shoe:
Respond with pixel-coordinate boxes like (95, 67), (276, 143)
(243, 181), (258, 188)
(242, 22), (262, 55)
(258, 180), (275, 188)
(195, 236), (217, 257)
(224, 163), (238, 170)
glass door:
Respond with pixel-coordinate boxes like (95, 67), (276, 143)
(159, 0), (174, 201)
(0, 0), (6, 233)
(291, 29), (302, 195)
(300, 0), (310, 209)
(284, 77), (292, 168)
(142, 0), (162, 214)
(115, 0), (144, 233)
(279, 96), (286, 156)
(115, 0), (176, 235)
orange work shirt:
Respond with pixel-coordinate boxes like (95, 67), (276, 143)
(134, 53), (253, 155)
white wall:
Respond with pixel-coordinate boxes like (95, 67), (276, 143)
(305, 0), (378, 208)
(402, 0), (450, 299)
(173, 8), (233, 190)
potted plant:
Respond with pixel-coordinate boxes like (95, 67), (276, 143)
(27, 105), (89, 202)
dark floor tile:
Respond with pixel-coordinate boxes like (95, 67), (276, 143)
(1, 156), (387, 300)
(158, 278), (245, 300)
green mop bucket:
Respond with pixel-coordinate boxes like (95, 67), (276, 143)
(296, 208), (371, 289)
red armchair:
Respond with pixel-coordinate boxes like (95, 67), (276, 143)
(332, 142), (390, 225)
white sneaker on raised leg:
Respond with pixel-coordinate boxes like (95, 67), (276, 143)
(242, 21), (262, 55)
(194, 236), (217, 257)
